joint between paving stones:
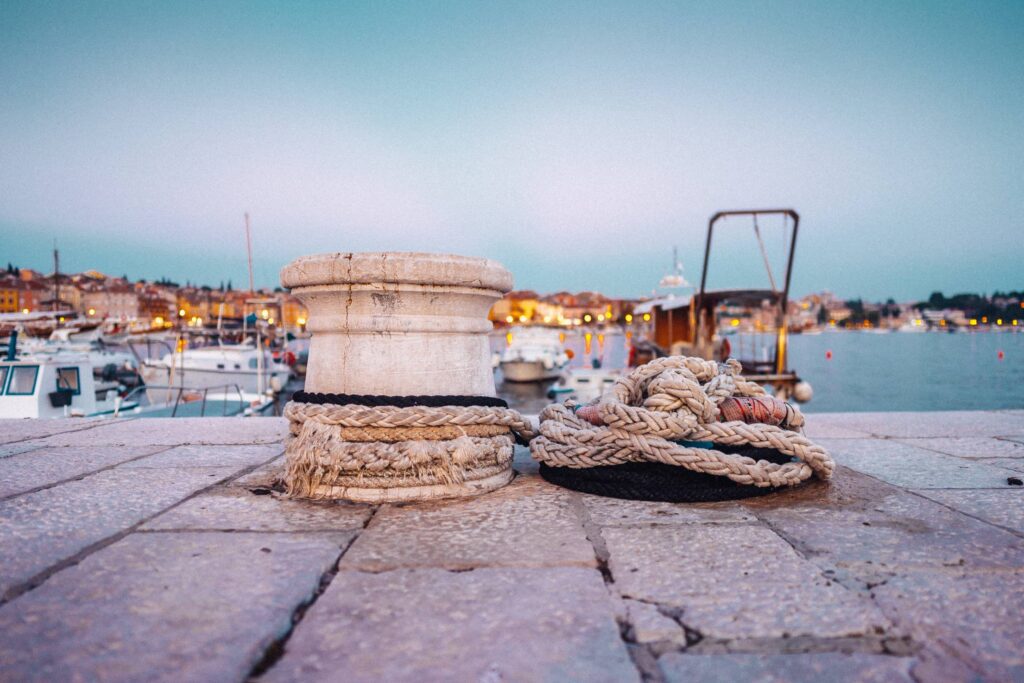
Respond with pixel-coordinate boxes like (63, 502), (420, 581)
(0, 444), (179, 504)
(248, 505), (379, 679)
(0, 449), (285, 606)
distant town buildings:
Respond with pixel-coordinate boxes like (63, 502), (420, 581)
(1, 262), (1019, 334)
(0, 264), (308, 332)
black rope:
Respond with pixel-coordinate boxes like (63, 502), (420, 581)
(539, 446), (799, 502)
(291, 391), (508, 409)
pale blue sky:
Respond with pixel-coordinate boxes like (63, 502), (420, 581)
(1, 1), (1021, 300)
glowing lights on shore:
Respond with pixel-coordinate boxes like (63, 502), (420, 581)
(731, 318), (740, 327)
(583, 314), (592, 323)
(505, 315), (514, 324)
(643, 313), (651, 322)
(625, 314), (633, 323)
(297, 317), (306, 326)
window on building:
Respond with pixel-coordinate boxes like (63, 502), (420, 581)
(7, 365), (39, 395)
(56, 367), (81, 395)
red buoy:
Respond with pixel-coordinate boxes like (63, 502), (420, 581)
(998, 350), (1005, 361)
(825, 350), (833, 360)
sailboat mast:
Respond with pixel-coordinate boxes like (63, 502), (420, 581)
(52, 242), (59, 314)
(244, 212), (265, 395)
(245, 212), (255, 293)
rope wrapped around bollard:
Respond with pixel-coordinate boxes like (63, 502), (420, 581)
(283, 392), (536, 501)
(529, 357), (833, 501)
(283, 357), (832, 503)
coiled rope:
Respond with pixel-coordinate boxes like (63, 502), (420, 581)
(283, 393), (535, 499)
(529, 357), (833, 488)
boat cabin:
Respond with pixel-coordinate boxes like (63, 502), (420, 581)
(0, 354), (131, 418)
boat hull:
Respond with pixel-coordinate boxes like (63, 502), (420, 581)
(141, 364), (290, 395)
(500, 360), (562, 382)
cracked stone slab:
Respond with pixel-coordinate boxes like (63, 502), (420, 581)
(580, 493), (756, 526)
(33, 417), (289, 446)
(230, 454), (286, 488)
(0, 466), (238, 599)
(263, 567), (637, 683)
(0, 418), (121, 445)
(119, 443), (283, 469)
(340, 474), (595, 570)
(0, 444), (170, 499)
(745, 468), (1024, 584)
(604, 524), (888, 640)
(915, 489), (1024, 534)
(810, 411), (1024, 438)
(0, 530), (351, 683)
(873, 570), (1024, 681)
(895, 436), (1024, 460)
(624, 598), (687, 645)
(821, 438), (1021, 489)
(976, 457), (1024, 474)
(659, 652), (915, 682)
(143, 486), (372, 532)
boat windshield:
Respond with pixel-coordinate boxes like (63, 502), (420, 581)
(0, 366), (7, 393)
(6, 365), (39, 395)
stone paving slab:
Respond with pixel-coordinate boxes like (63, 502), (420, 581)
(230, 454), (287, 488)
(0, 444), (170, 500)
(745, 469), (1024, 584)
(0, 417), (120, 445)
(603, 523), (889, 640)
(2, 412), (1024, 682)
(895, 436), (1024, 459)
(0, 530), (352, 683)
(32, 417), (289, 446)
(340, 474), (596, 571)
(580, 492), (755, 526)
(873, 570), (1024, 681)
(119, 443), (283, 469)
(812, 410), (1024, 438)
(0, 465), (238, 599)
(659, 652), (915, 682)
(915, 488), (1024, 534)
(263, 567), (637, 683)
(822, 438), (1021, 489)
(143, 487), (372, 532)
(977, 457), (1024, 474)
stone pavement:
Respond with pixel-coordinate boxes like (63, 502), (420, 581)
(0, 410), (1022, 682)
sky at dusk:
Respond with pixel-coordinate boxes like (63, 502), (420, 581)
(1, 1), (1021, 301)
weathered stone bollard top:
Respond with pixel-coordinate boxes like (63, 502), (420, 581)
(282, 252), (512, 396)
(281, 251), (514, 293)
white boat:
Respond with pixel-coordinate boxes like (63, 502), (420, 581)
(141, 343), (290, 397)
(548, 367), (621, 404)
(0, 351), (140, 419)
(0, 343), (275, 419)
(495, 327), (569, 382)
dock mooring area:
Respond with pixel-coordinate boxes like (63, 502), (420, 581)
(1, 412), (1022, 682)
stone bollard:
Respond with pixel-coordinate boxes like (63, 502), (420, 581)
(280, 252), (520, 503)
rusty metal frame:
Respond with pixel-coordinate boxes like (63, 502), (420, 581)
(693, 209), (800, 375)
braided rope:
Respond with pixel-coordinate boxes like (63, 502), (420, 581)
(529, 357), (832, 488)
(283, 399), (534, 499)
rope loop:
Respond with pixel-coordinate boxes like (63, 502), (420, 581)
(530, 356), (832, 488)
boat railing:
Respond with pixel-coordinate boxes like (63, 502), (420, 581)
(119, 383), (249, 417)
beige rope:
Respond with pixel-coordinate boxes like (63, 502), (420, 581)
(529, 356), (832, 488)
(283, 401), (533, 498)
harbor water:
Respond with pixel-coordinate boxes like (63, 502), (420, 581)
(489, 329), (1024, 414)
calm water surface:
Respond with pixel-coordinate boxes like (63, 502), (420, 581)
(490, 329), (1024, 414)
